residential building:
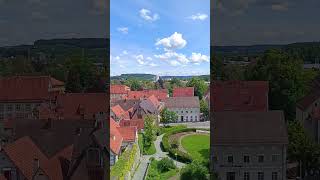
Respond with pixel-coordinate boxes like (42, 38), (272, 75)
(164, 96), (200, 122)
(173, 87), (194, 97)
(212, 111), (288, 180)
(296, 76), (320, 143)
(110, 84), (130, 101)
(127, 89), (168, 102)
(0, 76), (65, 121)
(212, 81), (269, 112)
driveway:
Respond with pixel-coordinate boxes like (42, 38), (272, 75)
(132, 134), (186, 180)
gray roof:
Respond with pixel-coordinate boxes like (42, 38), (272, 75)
(164, 96), (200, 108)
(213, 111), (288, 145)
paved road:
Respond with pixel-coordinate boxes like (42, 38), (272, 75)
(132, 134), (186, 180)
(164, 121), (210, 129)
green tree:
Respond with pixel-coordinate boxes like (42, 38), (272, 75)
(186, 77), (208, 99)
(144, 115), (156, 147)
(200, 99), (209, 121)
(124, 78), (142, 91)
(288, 121), (320, 176)
(160, 108), (178, 126)
(157, 157), (176, 173)
(180, 161), (208, 180)
(245, 49), (307, 120)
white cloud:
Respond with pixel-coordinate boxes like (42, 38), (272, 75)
(188, 13), (208, 21)
(139, 9), (159, 22)
(169, 60), (180, 66)
(149, 63), (158, 67)
(122, 50), (128, 55)
(155, 32), (187, 50)
(155, 51), (189, 64)
(146, 57), (153, 61)
(117, 27), (128, 34)
(189, 53), (209, 63)
(135, 54), (146, 65)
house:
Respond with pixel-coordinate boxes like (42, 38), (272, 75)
(212, 111), (288, 180)
(109, 118), (137, 166)
(129, 95), (162, 123)
(110, 105), (129, 122)
(37, 93), (108, 121)
(0, 76), (65, 121)
(296, 76), (320, 143)
(173, 87), (194, 97)
(119, 118), (144, 131)
(127, 89), (168, 102)
(212, 81), (269, 112)
(164, 97), (200, 122)
(110, 85), (130, 101)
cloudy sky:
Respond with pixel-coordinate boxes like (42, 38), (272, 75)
(110, 0), (210, 76)
(0, 0), (107, 46)
(213, 0), (320, 46)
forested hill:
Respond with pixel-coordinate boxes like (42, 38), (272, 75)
(0, 38), (109, 63)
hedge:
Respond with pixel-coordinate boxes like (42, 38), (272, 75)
(161, 128), (198, 163)
(110, 144), (138, 180)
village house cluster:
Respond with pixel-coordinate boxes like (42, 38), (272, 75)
(0, 76), (110, 180)
(109, 84), (202, 166)
(211, 81), (288, 180)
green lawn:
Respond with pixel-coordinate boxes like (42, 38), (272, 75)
(181, 134), (210, 163)
(138, 133), (156, 155)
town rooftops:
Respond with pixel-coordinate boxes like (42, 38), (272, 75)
(0, 76), (64, 102)
(110, 84), (130, 94)
(55, 93), (108, 119)
(119, 118), (144, 130)
(212, 80), (269, 112)
(213, 111), (288, 145)
(127, 89), (168, 101)
(117, 126), (137, 142)
(297, 91), (320, 111)
(164, 96), (200, 108)
(173, 87), (194, 97)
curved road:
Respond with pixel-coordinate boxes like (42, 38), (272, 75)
(132, 134), (186, 180)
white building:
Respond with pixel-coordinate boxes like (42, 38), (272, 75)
(164, 96), (200, 122)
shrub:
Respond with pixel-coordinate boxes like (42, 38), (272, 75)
(171, 139), (179, 149)
(180, 161), (209, 180)
(157, 157), (176, 173)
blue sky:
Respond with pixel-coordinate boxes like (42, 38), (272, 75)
(110, 0), (210, 76)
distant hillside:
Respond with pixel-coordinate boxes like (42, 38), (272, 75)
(0, 38), (109, 63)
(111, 74), (156, 81)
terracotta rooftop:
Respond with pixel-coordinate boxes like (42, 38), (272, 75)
(0, 76), (64, 102)
(164, 96), (200, 108)
(213, 111), (288, 145)
(110, 84), (130, 94)
(119, 118), (144, 130)
(117, 126), (137, 142)
(173, 87), (194, 97)
(111, 105), (129, 119)
(212, 80), (269, 112)
(110, 118), (123, 155)
(127, 89), (168, 101)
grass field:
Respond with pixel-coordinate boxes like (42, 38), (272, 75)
(181, 134), (210, 162)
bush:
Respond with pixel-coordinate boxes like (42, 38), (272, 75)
(157, 157), (176, 173)
(180, 161), (209, 180)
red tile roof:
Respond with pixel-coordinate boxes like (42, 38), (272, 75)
(173, 87), (194, 97)
(127, 89), (168, 101)
(111, 105), (129, 119)
(212, 81), (269, 112)
(3, 136), (49, 180)
(117, 126), (137, 142)
(110, 118), (123, 155)
(55, 93), (108, 120)
(110, 85), (130, 94)
(148, 95), (160, 108)
(119, 118), (144, 130)
(0, 76), (64, 102)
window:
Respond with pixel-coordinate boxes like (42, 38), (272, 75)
(191, 111), (192, 113)
(227, 172), (235, 180)
(272, 172), (278, 180)
(258, 172), (264, 180)
(244, 155), (250, 163)
(15, 104), (21, 111)
(181, 111), (183, 113)
(186, 111), (188, 113)
(195, 116), (197, 121)
(227, 155), (233, 163)
(7, 105), (12, 112)
(258, 155), (264, 163)
(25, 104), (31, 111)
(244, 172), (250, 180)
(190, 116), (193, 120)
(272, 154), (279, 162)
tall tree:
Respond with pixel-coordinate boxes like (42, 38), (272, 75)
(200, 99), (209, 121)
(144, 115), (156, 147)
(160, 108), (178, 126)
(186, 77), (208, 99)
